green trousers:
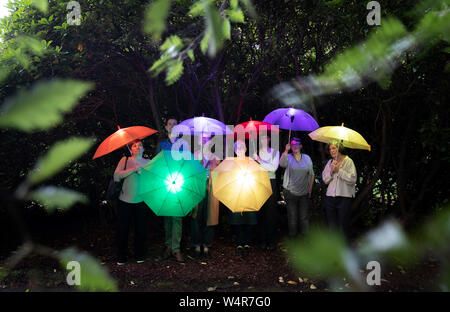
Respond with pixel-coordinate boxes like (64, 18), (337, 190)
(164, 216), (182, 253)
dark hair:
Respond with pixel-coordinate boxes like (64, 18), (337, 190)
(128, 139), (143, 147)
(290, 137), (302, 145)
(165, 116), (178, 124)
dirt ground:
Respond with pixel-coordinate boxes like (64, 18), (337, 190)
(0, 209), (442, 292)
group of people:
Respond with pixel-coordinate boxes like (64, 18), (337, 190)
(112, 118), (357, 265)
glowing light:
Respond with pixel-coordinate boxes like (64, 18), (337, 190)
(165, 172), (184, 193)
(239, 169), (255, 187)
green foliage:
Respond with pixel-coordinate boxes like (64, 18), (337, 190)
(160, 35), (184, 52)
(200, 29), (211, 54)
(318, 18), (408, 90)
(187, 49), (195, 62)
(0, 267), (7, 282)
(27, 137), (95, 185)
(417, 205), (450, 250)
(188, 0), (206, 17)
(226, 8), (245, 23)
(58, 248), (118, 292)
(16, 35), (47, 57)
(415, 4), (450, 43)
(288, 228), (349, 276)
(239, 0), (256, 18)
(32, 0), (48, 13)
(203, 0), (226, 57)
(143, 0), (172, 40)
(223, 19), (231, 40)
(148, 0), (252, 85)
(289, 205), (450, 291)
(165, 59), (184, 85)
(148, 35), (185, 83)
(0, 79), (94, 132)
(28, 186), (88, 212)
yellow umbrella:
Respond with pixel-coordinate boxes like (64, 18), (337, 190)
(308, 123), (371, 151)
(211, 157), (272, 213)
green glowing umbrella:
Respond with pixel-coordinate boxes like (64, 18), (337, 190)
(138, 150), (207, 217)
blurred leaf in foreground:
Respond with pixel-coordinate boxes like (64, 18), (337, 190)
(203, 0), (226, 57)
(0, 267), (7, 282)
(27, 137), (94, 185)
(16, 35), (48, 57)
(32, 0), (48, 13)
(0, 79), (94, 132)
(288, 228), (350, 277)
(418, 204), (450, 250)
(28, 186), (88, 212)
(58, 248), (117, 292)
(143, 0), (172, 40)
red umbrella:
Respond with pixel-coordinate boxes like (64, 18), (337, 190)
(92, 126), (157, 159)
(233, 118), (280, 139)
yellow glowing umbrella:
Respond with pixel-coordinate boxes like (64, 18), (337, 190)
(211, 157), (272, 213)
(308, 123), (371, 151)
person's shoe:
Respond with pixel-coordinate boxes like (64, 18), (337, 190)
(266, 244), (276, 251)
(236, 245), (244, 256)
(193, 247), (201, 258)
(173, 252), (185, 263)
(244, 245), (251, 255)
(116, 262), (126, 266)
(203, 247), (211, 259)
(162, 248), (172, 260)
(136, 259), (145, 264)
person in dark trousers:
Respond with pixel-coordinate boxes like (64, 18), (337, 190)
(279, 137), (315, 238)
(155, 117), (185, 262)
(191, 134), (221, 259)
(252, 134), (280, 250)
(229, 140), (258, 256)
(114, 140), (149, 265)
(321, 141), (357, 237)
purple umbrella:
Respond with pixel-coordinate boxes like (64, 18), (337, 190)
(263, 108), (319, 142)
(172, 116), (233, 136)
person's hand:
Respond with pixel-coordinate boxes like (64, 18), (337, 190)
(308, 190), (312, 199)
(330, 161), (337, 174)
(331, 160), (340, 174)
(135, 164), (144, 175)
(285, 143), (291, 153)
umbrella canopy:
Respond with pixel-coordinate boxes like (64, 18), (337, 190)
(173, 116), (232, 136)
(211, 157), (272, 213)
(233, 118), (280, 139)
(308, 124), (371, 151)
(262, 108), (319, 131)
(92, 126), (157, 159)
(138, 150), (207, 217)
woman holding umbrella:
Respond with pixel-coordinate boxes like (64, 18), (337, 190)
(321, 141), (357, 236)
(114, 139), (150, 265)
(280, 137), (315, 238)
